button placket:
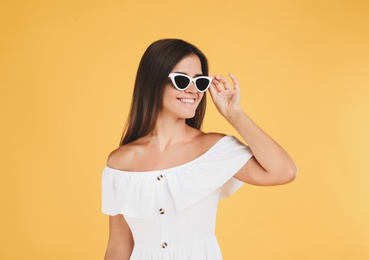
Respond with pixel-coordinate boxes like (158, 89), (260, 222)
(156, 172), (170, 256)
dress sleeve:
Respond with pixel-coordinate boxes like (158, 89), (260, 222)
(101, 167), (118, 215)
(165, 136), (253, 211)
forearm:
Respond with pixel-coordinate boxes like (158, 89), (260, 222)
(226, 108), (297, 176)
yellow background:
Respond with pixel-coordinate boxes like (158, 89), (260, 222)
(1, 0), (368, 259)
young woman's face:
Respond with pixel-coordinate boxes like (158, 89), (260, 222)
(160, 54), (205, 120)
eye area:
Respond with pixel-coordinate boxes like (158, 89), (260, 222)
(174, 75), (190, 89)
(168, 73), (212, 92)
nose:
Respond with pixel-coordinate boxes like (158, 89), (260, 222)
(185, 80), (198, 93)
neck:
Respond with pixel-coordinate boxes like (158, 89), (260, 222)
(148, 115), (190, 152)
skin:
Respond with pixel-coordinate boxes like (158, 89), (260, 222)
(104, 54), (297, 260)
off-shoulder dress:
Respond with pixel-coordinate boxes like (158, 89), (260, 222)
(102, 135), (253, 260)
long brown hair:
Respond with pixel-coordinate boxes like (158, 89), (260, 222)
(120, 39), (209, 145)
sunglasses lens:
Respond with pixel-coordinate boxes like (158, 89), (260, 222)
(195, 78), (210, 91)
(174, 75), (190, 90)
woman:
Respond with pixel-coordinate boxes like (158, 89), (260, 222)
(102, 39), (297, 260)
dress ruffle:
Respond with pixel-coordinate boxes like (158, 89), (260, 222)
(101, 135), (253, 218)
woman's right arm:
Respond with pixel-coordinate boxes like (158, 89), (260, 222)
(104, 215), (134, 260)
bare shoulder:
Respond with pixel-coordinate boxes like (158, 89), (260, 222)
(195, 132), (226, 148)
(107, 142), (141, 171)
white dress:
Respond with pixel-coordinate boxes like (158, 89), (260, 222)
(102, 135), (253, 260)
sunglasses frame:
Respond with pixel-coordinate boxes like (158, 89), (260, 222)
(168, 73), (212, 93)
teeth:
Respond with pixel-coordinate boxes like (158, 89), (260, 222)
(180, 99), (195, 103)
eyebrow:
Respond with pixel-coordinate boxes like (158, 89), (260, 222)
(173, 72), (204, 77)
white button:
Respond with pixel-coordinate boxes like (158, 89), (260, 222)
(157, 174), (164, 180)
(159, 208), (165, 214)
(162, 242), (167, 248)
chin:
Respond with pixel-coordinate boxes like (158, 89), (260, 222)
(180, 111), (196, 119)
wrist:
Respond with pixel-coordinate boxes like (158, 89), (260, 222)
(224, 107), (246, 124)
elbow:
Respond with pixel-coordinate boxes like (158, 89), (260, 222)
(273, 165), (298, 185)
(281, 165), (298, 184)
(285, 166), (298, 183)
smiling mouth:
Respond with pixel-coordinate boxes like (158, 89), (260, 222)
(178, 98), (195, 104)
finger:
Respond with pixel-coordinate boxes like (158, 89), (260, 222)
(212, 76), (225, 92)
(215, 75), (231, 90)
(229, 73), (240, 91)
(208, 75), (220, 98)
(208, 83), (219, 99)
(217, 89), (238, 97)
